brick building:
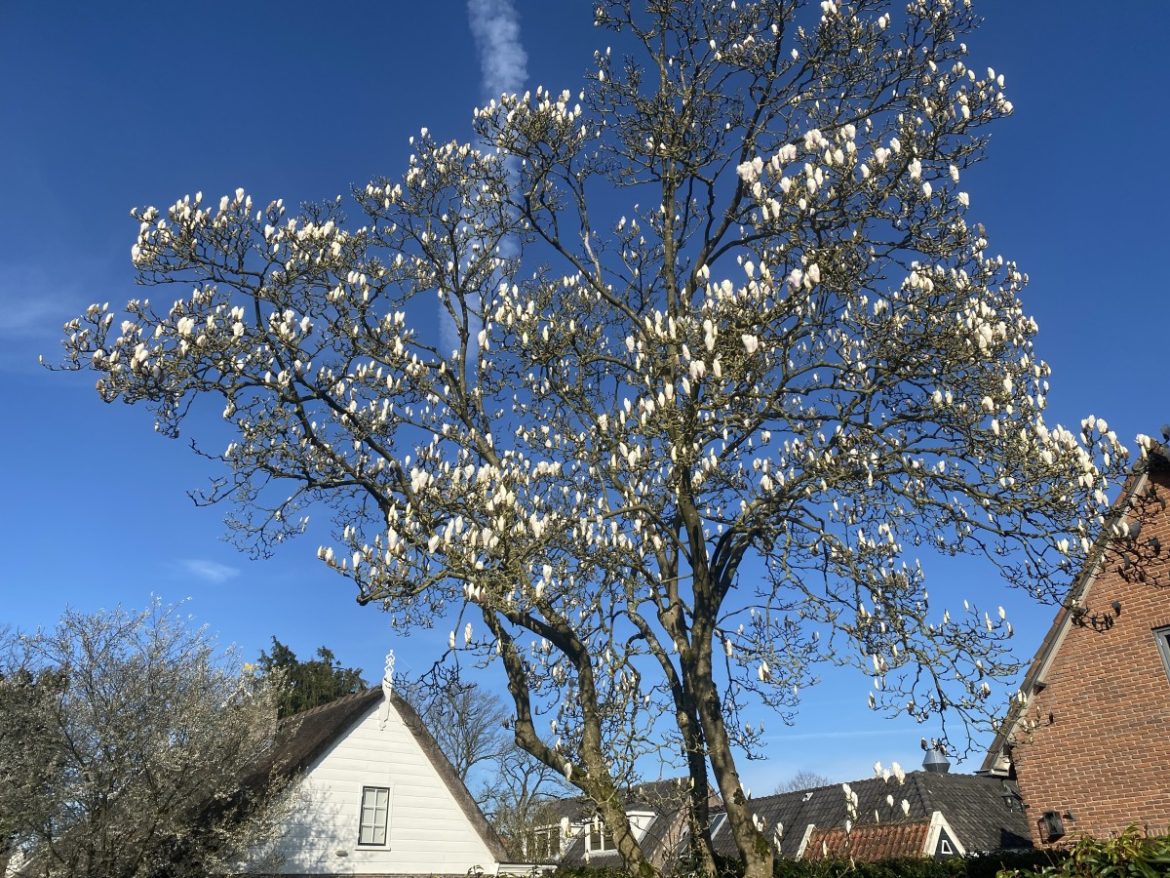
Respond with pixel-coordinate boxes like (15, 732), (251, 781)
(982, 442), (1170, 845)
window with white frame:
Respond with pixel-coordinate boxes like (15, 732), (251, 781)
(520, 824), (563, 860)
(358, 785), (390, 846)
(587, 814), (615, 852)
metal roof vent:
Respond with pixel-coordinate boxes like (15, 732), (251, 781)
(923, 746), (951, 774)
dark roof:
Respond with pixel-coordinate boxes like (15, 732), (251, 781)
(913, 772), (1030, 852)
(710, 771), (1030, 860)
(803, 820), (930, 861)
(260, 686), (509, 864)
(981, 444), (1170, 774)
(535, 796), (595, 823)
(625, 778), (699, 809)
(539, 777), (698, 821)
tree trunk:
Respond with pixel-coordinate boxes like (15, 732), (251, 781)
(486, 607), (658, 878)
(693, 675), (773, 878)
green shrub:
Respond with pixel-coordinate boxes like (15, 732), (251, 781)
(769, 851), (1050, 878)
(996, 826), (1170, 878)
(554, 849), (1053, 878)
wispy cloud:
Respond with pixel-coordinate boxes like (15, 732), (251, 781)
(0, 265), (98, 374)
(764, 727), (909, 742)
(178, 559), (241, 584)
(0, 265), (87, 339)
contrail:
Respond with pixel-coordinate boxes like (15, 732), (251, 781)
(467, 0), (529, 100)
(440, 0), (528, 360)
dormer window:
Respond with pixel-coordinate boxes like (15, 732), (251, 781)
(587, 814), (615, 852)
(520, 824), (564, 860)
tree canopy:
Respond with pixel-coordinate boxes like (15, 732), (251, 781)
(0, 604), (290, 878)
(58, 2), (1131, 876)
(256, 637), (366, 717)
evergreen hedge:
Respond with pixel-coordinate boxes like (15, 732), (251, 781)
(554, 829), (1170, 877)
(555, 849), (1053, 878)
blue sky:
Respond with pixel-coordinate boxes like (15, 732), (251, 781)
(1, 1), (1167, 791)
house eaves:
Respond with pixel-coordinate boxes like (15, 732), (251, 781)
(980, 444), (1170, 774)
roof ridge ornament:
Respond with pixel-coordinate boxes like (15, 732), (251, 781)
(379, 648), (395, 729)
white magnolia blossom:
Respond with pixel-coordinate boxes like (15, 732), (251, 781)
(58, 3), (1127, 877)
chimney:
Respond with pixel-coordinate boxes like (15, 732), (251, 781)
(923, 746), (950, 774)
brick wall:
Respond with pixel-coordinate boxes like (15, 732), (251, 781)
(1010, 463), (1170, 846)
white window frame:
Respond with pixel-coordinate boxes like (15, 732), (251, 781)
(521, 823), (564, 860)
(357, 784), (391, 847)
(587, 814), (615, 852)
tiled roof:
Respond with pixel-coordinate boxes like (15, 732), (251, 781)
(711, 771), (1030, 860)
(803, 820), (930, 861)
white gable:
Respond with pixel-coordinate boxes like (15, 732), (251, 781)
(270, 696), (500, 875)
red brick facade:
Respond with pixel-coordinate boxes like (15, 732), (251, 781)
(986, 455), (1170, 846)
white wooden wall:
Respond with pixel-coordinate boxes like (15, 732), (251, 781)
(271, 698), (500, 875)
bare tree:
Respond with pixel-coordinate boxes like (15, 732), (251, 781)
(480, 748), (572, 854)
(402, 668), (511, 784)
(0, 642), (63, 874)
(772, 770), (832, 794)
(0, 603), (290, 878)
(401, 669), (571, 842)
(58, 2), (1130, 876)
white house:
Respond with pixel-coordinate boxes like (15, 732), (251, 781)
(515, 778), (700, 872)
(257, 686), (510, 876)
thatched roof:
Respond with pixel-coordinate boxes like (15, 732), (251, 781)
(255, 686), (509, 864)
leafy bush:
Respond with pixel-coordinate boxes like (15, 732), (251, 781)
(555, 849), (1052, 878)
(997, 826), (1170, 878)
(770, 852), (1049, 878)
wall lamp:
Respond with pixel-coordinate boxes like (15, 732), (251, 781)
(1040, 810), (1065, 841)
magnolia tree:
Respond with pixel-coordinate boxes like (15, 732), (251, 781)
(0, 604), (290, 878)
(59, 1), (1128, 876)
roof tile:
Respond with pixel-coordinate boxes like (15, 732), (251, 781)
(804, 820), (930, 861)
